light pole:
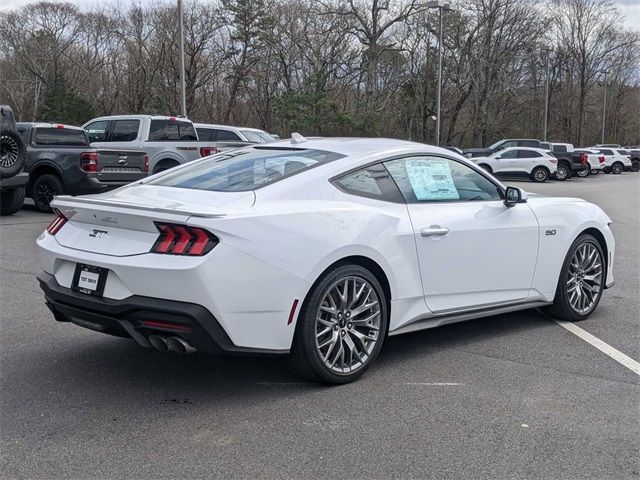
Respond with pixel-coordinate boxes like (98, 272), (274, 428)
(178, 0), (187, 117)
(427, 1), (454, 146)
(600, 70), (609, 144)
(540, 46), (552, 142)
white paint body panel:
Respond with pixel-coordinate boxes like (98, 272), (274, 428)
(37, 138), (615, 351)
(474, 147), (558, 176)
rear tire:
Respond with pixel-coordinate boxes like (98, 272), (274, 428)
(611, 162), (623, 174)
(0, 125), (26, 179)
(290, 264), (388, 384)
(32, 173), (64, 212)
(603, 167), (611, 174)
(0, 186), (25, 215)
(543, 234), (605, 322)
(576, 165), (590, 178)
(531, 166), (548, 183)
(590, 169), (600, 175)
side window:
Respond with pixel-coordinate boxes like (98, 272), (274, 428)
(518, 150), (541, 158)
(196, 128), (212, 141)
(498, 150), (518, 159)
(521, 140), (539, 148)
(500, 141), (517, 149)
(85, 120), (108, 143)
(110, 120), (139, 142)
(553, 145), (567, 153)
(216, 130), (242, 141)
(384, 156), (502, 203)
(332, 163), (404, 203)
(599, 149), (613, 155)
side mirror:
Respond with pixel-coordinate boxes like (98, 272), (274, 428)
(504, 186), (527, 207)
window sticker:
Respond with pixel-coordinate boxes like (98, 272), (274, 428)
(405, 158), (459, 201)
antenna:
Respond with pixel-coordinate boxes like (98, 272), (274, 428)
(291, 132), (308, 145)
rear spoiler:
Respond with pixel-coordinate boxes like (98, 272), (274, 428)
(51, 195), (227, 219)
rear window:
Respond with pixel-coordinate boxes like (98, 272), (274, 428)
(148, 148), (345, 192)
(148, 120), (197, 141)
(552, 144), (568, 153)
(34, 128), (89, 146)
(196, 128), (213, 141)
(240, 130), (273, 143)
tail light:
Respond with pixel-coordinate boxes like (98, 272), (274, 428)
(579, 153), (588, 164)
(80, 152), (99, 172)
(151, 223), (218, 256)
(598, 155), (605, 163)
(143, 154), (149, 172)
(200, 146), (218, 157)
(46, 209), (68, 235)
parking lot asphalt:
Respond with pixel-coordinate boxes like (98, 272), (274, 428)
(1, 174), (638, 480)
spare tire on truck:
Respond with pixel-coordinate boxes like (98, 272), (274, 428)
(0, 123), (26, 179)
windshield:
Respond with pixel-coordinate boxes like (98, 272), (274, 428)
(240, 130), (273, 143)
(147, 147), (345, 192)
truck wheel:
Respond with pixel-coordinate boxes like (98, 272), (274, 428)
(153, 160), (179, 174)
(531, 167), (549, 183)
(0, 186), (25, 215)
(0, 125), (26, 179)
(555, 164), (569, 181)
(32, 174), (63, 212)
(611, 162), (623, 175)
(576, 165), (590, 177)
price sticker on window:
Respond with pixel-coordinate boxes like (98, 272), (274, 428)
(405, 159), (459, 201)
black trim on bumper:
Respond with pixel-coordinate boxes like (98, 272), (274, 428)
(38, 272), (288, 356)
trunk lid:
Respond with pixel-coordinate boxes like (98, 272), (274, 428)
(51, 185), (254, 256)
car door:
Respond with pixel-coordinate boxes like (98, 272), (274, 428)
(384, 155), (539, 313)
(493, 148), (518, 172)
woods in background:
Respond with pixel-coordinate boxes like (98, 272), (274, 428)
(1, 0), (638, 147)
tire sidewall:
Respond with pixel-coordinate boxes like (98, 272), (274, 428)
(554, 234), (605, 321)
(294, 264), (388, 384)
(0, 129), (26, 179)
(612, 162), (623, 174)
(531, 167), (548, 183)
(32, 174), (63, 212)
(556, 164), (569, 180)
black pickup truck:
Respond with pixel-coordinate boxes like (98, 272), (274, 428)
(463, 138), (587, 180)
(16, 122), (149, 211)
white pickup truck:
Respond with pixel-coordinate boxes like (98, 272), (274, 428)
(83, 115), (226, 173)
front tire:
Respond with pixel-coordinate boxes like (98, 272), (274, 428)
(32, 173), (64, 212)
(544, 234), (605, 321)
(531, 166), (549, 183)
(632, 160), (640, 172)
(555, 163), (569, 181)
(290, 264), (388, 384)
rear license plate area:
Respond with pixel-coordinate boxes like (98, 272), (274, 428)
(72, 264), (108, 296)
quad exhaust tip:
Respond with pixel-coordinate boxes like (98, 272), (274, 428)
(148, 334), (196, 354)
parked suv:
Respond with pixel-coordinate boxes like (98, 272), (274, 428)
(0, 105), (28, 215)
(591, 147), (632, 174)
(194, 123), (274, 144)
(463, 138), (542, 158)
(17, 123), (148, 211)
(83, 115), (218, 173)
(472, 147), (558, 182)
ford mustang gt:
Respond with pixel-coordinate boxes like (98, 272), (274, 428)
(36, 136), (615, 383)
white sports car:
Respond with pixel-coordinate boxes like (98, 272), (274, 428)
(37, 136), (615, 383)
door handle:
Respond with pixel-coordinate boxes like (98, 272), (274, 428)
(420, 226), (450, 237)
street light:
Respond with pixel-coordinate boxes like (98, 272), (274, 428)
(427, 0), (455, 147)
(599, 70), (610, 144)
(178, 0), (187, 117)
(539, 46), (552, 142)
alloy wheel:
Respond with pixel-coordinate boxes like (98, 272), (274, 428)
(612, 163), (623, 174)
(555, 165), (568, 180)
(35, 181), (57, 207)
(566, 242), (603, 315)
(315, 276), (381, 374)
(0, 135), (18, 168)
(534, 168), (547, 182)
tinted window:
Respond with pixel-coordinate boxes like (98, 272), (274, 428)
(598, 149), (613, 155)
(552, 145), (568, 153)
(149, 120), (198, 141)
(333, 164), (404, 203)
(517, 150), (541, 158)
(385, 156), (502, 203)
(196, 128), (213, 141)
(85, 120), (109, 142)
(520, 140), (539, 148)
(216, 129), (242, 141)
(34, 128), (89, 146)
(617, 150), (629, 155)
(148, 148), (344, 192)
(110, 120), (139, 142)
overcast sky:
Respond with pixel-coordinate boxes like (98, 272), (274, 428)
(1, 0), (639, 31)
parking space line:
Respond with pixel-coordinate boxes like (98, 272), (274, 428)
(555, 320), (640, 376)
(400, 382), (463, 386)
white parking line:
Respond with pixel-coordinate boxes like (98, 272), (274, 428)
(401, 382), (463, 386)
(554, 320), (640, 376)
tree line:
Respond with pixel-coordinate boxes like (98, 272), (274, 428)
(0, 0), (638, 147)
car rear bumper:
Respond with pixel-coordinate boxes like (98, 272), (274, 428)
(38, 272), (289, 356)
(67, 174), (146, 196)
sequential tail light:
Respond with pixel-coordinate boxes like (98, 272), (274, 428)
(150, 223), (218, 256)
(46, 209), (68, 235)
